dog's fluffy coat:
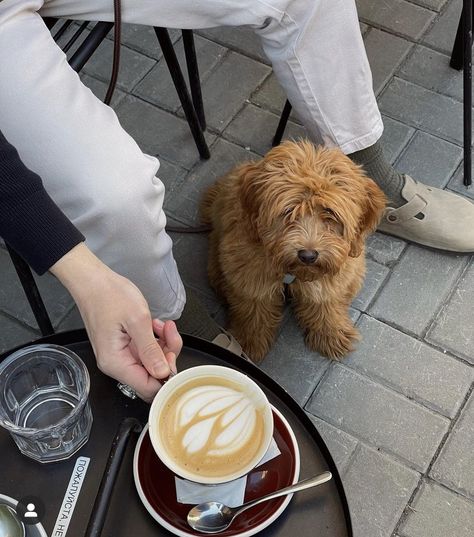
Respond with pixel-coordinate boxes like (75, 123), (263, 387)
(201, 140), (386, 362)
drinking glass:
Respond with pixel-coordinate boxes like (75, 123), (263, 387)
(0, 344), (92, 463)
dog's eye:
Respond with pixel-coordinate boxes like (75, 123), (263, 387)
(282, 207), (293, 217)
(323, 207), (337, 218)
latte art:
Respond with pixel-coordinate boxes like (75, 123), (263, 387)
(158, 376), (267, 479)
(177, 385), (257, 455)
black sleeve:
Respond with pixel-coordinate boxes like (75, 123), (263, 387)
(0, 130), (85, 275)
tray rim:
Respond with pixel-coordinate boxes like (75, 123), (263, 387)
(1, 329), (353, 537)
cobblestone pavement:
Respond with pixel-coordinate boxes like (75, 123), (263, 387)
(1, 1), (473, 536)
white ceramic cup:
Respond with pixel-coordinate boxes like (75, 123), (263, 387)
(148, 365), (274, 484)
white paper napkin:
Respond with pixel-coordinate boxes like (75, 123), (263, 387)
(175, 438), (281, 507)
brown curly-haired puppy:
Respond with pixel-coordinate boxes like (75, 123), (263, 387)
(201, 140), (386, 362)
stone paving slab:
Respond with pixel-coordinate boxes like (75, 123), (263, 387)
(394, 130), (462, 188)
(0, 250), (74, 331)
(250, 74), (304, 126)
(115, 95), (215, 168)
(364, 28), (413, 95)
(399, 44), (466, 102)
(398, 480), (474, 537)
(166, 138), (259, 224)
(348, 315), (473, 418)
(447, 164), (474, 200)
(307, 364), (450, 471)
(369, 245), (467, 336)
(430, 392), (474, 499)
(108, 24), (181, 60)
(82, 38), (156, 91)
(412, 0), (448, 10)
(171, 235), (245, 323)
(224, 102), (307, 156)
(427, 260), (474, 363)
(351, 258), (389, 312)
(259, 315), (331, 407)
(81, 74), (127, 108)
(379, 77), (464, 145)
(212, 304), (228, 328)
(307, 414), (358, 474)
(251, 73), (288, 118)
(348, 308), (362, 325)
(366, 232), (406, 267)
(422, 0), (462, 54)
(198, 52), (270, 132)
(171, 233), (214, 299)
(379, 115), (415, 164)
(56, 305), (84, 333)
(188, 288), (223, 323)
(156, 158), (189, 210)
(356, 0), (435, 39)
(134, 35), (226, 112)
(341, 444), (419, 537)
(0, 313), (38, 355)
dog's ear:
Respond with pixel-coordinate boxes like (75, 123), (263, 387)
(238, 161), (265, 241)
(239, 162), (261, 214)
(349, 177), (387, 257)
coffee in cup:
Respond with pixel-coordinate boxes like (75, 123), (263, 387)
(149, 365), (273, 484)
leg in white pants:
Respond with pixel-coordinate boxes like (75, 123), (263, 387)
(39, 0), (383, 152)
(0, 0), (382, 317)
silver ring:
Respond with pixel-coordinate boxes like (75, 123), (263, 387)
(117, 382), (138, 399)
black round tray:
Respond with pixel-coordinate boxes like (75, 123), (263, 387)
(0, 330), (352, 537)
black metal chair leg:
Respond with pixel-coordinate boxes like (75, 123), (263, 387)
(5, 245), (54, 336)
(42, 17), (58, 31)
(462, 0), (472, 186)
(450, 11), (465, 70)
(182, 30), (206, 131)
(154, 27), (210, 159)
(69, 22), (114, 72)
(272, 99), (292, 147)
(63, 21), (90, 54)
(450, 3), (473, 187)
(450, 2), (474, 70)
(52, 20), (73, 42)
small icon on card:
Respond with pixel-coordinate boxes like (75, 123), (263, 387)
(16, 496), (45, 525)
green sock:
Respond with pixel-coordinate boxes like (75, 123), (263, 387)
(175, 287), (222, 341)
(349, 140), (406, 208)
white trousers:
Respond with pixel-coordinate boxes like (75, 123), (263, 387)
(0, 0), (383, 318)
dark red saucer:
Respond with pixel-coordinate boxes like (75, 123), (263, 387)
(133, 406), (300, 536)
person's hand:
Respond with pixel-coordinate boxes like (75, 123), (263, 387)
(50, 243), (183, 402)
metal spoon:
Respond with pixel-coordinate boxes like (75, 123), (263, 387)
(0, 503), (25, 537)
(187, 470), (332, 533)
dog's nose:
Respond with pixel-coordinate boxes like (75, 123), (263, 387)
(297, 249), (319, 264)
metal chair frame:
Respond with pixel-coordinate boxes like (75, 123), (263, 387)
(6, 244), (54, 336)
(6, 19), (210, 336)
(45, 18), (209, 158)
(449, 0), (473, 187)
(272, 4), (473, 188)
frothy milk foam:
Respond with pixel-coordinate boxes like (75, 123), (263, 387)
(157, 376), (267, 479)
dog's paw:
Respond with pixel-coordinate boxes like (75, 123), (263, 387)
(305, 323), (360, 360)
(240, 339), (270, 364)
(230, 330), (271, 363)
